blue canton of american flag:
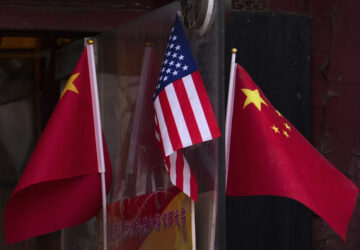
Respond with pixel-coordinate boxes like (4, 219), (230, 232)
(153, 16), (221, 201)
(153, 17), (197, 100)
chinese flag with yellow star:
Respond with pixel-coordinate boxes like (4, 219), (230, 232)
(4, 48), (112, 244)
(226, 64), (358, 240)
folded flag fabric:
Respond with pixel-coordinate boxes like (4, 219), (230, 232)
(5, 48), (112, 244)
(226, 63), (358, 240)
(153, 16), (221, 201)
(155, 115), (199, 201)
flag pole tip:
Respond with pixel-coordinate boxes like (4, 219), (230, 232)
(145, 42), (153, 46)
(87, 39), (94, 45)
(232, 48), (237, 53)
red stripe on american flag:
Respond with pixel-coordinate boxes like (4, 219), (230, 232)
(176, 151), (184, 190)
(191, 71), (221, 139)
(173, 79), (203, 144)
(158, 91), (183, 152)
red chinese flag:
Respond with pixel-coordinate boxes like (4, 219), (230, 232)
(4, 48), (112, 244)
(226, 64), (358, 240)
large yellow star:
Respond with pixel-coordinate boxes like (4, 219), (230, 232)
(241, 88), (268, 111)
(60, 73), (80, 99)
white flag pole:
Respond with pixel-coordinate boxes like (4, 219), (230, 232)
(191, 199), (196, 250)
(86, 39), (108, 250)
(225, 48), (237, 186)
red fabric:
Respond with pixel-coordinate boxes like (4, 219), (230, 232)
(5, 49), (112, 244)
(226, 64), (358, 240)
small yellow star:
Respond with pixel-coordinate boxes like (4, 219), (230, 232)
(241, 88), (268, 111)
(60, 73), (80, 99)
(283, 130), (290, 138)
(284, 123), (291, 131)
(271, 125), (280, 133)
(276, 110), (282, 117)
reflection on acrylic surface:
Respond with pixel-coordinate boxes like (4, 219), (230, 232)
(107, 187), (193, 250)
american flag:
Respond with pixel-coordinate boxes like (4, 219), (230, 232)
(153, 16), (220, 201)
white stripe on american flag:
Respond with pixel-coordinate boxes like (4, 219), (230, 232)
(169, 152), (177, 187)
(154, 98), (173, 156)
(164, 83), (193, 148)
(182, 155), (191, 197)
(182, 74), (213, 141)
